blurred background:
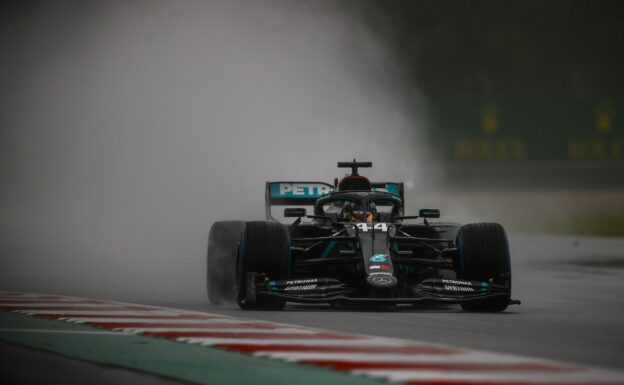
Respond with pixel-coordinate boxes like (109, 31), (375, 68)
(1, 0), (623, 302)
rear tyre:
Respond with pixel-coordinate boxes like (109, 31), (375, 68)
(456, 223), (511, 312)
(236, 221), (290, 310)
(207, 221), (244, 304)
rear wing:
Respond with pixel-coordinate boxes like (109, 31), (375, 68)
(265, 182), (334, 220)
(265, 181), (405, 221)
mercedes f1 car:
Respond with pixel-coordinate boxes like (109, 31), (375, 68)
(207, 160), (519, 312)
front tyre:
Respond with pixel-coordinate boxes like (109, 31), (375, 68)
(236, 221), (290, 310)
(457, 223), (511, 312)
(207, 221), (244, 304)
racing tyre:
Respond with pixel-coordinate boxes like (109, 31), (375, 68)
(207, 221), (244, 304)
(456, 223), (511, 312)
(236, 221), (290, 310)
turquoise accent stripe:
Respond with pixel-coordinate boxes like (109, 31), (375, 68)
(384, 183), (401, 196)
(321, 240), (337, 258)
(371, 183), (401, 197)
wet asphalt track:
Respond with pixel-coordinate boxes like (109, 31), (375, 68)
(163, 234), (624, 371)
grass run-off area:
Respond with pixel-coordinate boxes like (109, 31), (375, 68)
(514, 215), (624, 238)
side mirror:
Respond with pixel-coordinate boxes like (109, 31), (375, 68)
(419, 208), (440, 218)
(284, 208), (306, 218)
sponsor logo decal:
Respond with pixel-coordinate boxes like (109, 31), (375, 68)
(372, 276), (393, 284)
(441, 279), (473, 286)
(284, 284), (317, 291)
(369, 265), (381, 270)
(443, 285), (474, 292)
(369, 272), (392, 276)
(370, 254), (387, 262)
(380, 265), (391, 270)
(286, 278), (318, 285)
(272, 183), (331, 198)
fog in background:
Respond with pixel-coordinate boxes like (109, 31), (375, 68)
(0, 1), (433, 301)
(3, 0), (623, 303)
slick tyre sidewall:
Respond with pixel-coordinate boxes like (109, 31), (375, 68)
(236, 221), (290, 310)
(457, 222), (511, 312)
(207, 221), (244, 304)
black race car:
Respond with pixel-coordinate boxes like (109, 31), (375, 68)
(207, 160), (519, 311)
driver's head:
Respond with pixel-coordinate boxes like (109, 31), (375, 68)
(350, 209), (370, 222)
(342, 201), (376, 222)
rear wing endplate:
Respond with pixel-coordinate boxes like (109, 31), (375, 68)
(371, 182), (404, 203)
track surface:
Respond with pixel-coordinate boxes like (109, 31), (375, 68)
(164, 234), (624, 370)
(1, 289), (622, 385)
(1, 234), (623, 385)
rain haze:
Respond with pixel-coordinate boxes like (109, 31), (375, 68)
(3, 1), (624, 381)
(1, 0), (432, 302)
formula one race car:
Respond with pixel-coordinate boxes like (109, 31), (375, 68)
(207, 160), (519, 312)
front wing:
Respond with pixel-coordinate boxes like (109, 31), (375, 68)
(243, 274), (520, 306)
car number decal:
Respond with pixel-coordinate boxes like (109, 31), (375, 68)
(355, 223), (388, 232)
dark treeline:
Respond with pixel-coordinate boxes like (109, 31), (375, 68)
(356, 0), (624, 97)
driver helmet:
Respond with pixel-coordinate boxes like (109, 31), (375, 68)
(343, 202), (377, 222)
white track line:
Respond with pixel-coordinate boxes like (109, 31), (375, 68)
(182, 337), (408, 347)
(0, 303), (134, 308)
(352, 369), (624, 383)
(13, 310), (178, 316)
(55, 318), (265, 324)
(253, 352), (558, 365)
(115, 327), (317, 334)
(0, 328), (134, 335)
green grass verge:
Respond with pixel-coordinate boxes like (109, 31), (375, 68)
(512, 215), (624, 238)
